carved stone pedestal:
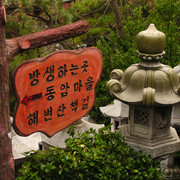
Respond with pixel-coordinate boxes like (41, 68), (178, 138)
(161, 154), (180, 180)
(120, 125), (180, 159)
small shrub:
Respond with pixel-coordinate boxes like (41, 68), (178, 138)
(174, 151), (180, 167)
(16, 126), (161, 180)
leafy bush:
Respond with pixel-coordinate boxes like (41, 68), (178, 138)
(16, 126), (161, 180)
(148, 0), (180, 67)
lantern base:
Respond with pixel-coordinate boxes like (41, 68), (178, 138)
(120, 125), (180, 159)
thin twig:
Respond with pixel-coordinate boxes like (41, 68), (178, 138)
(72, 0), (110, 20)
(92, 0), (111, 28)
(82, 0), (110, 17)
(33, 4), (52, 22)
(24, 10), (50, 26)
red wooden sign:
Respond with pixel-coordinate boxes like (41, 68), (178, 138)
(12, 48), (102, 137)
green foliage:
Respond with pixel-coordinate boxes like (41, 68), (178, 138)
(147, 0), (180, 67)
(5, 0), (73, 29)
(174, 151), (180, 158)
(70, 0), (113, 46)
(16, 126), (161, 180)
(174, 151), (180, 168)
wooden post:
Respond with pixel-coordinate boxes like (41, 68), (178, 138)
(0, 1), (15, 179)
(0, 1), (89, 178)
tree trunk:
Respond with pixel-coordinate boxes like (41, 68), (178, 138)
(111, 0), (125, 40)
(0, 4), (15, 180)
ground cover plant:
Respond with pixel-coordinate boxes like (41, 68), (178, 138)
(16, 126), (161, 180)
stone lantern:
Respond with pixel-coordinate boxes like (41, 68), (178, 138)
(107, 24), (180, 158)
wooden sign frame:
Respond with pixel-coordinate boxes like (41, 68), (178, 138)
(12, 47), (102, 137)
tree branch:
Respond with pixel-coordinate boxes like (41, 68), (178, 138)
(110, 0), (125, 40)
(79, 0), (110, 18)
(33, 4), (52, 21)
(7, 20), (89, 61)
(23, 4), (52, 27)
(24, 10), (50, 25)
(92, 0), (111, 28)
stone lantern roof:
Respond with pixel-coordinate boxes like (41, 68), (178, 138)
(107, 24), (180, 107)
